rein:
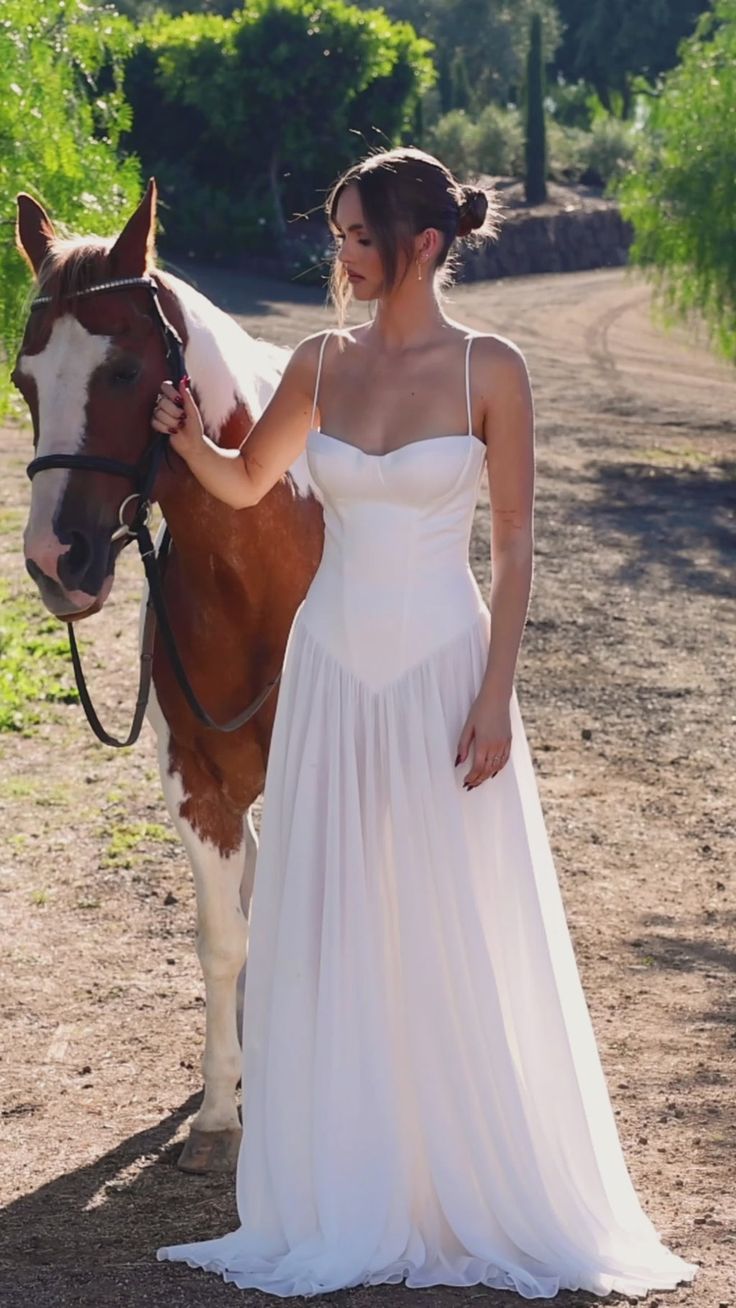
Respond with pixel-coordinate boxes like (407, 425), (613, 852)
(25, 275), (281, 747)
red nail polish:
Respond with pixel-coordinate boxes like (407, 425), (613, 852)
(174, 396), (184, 408)
(181, 374), (190, 388)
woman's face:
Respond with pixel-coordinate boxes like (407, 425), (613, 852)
(333, 184), (384, 301)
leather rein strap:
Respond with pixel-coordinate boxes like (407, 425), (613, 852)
(25, 275), (281, 747)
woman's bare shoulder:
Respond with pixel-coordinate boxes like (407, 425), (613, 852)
(291, 325), (361, 368)
(467, 331), (527, 365)
(466, 332), (531, 401)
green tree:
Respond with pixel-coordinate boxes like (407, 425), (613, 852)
(615, 0), (736, 361)
(0, 0), (141, 417)
(124, 0), (434, 257)
(524, 11), (547, 202)
(553, 0), (709, 117)
(449, 47), (473, 112)
(358, 0), (561, 107)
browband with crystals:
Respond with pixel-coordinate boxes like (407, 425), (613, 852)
(30, 275), (158, 308)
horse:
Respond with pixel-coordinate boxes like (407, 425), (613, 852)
(12, 179), (325, 1172)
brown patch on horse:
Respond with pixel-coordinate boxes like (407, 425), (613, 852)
(152, 469), (325, 855)
(218, 403), (254, 452)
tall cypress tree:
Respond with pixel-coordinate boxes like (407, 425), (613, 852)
(524, 11), (547, 204)
(450, 47), (472, 113)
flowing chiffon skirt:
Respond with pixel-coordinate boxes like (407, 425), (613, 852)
(157, 601), (699, 1299)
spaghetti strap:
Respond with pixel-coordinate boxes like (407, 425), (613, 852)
(310, 330), (332, 429)
(464, 335), (474, 437)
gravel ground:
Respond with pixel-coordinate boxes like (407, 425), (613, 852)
(1, 264), (734, 1307)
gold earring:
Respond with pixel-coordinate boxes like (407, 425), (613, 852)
(416, 258), (423, 282)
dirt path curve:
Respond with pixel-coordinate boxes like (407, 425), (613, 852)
(1, 267), (734, 1307)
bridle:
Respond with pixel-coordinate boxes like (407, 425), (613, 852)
(24, 274), (281, 746)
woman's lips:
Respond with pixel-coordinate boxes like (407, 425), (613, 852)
(347, 272), (364, 282)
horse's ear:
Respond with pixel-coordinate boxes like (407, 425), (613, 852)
(16, 193), (56, 276)
(109, 178), (158, 277)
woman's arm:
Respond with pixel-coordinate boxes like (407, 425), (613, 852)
(455, 335), (535, 788)
(479, 335), (536, 702)
(152, 332), (325, 509)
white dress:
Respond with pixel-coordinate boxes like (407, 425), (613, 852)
(157, 332), (699, 1299)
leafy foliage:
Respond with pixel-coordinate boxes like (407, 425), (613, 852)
(123, 0), (435, 258)
(552, 0), (709, 116)
(362, 0), (561, 109)
(0, 0), (141, 417)
(428, 106), (524, 177)
(614, 0), (736, 361)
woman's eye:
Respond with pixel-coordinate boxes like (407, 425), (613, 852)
(358, 239), (371, 247)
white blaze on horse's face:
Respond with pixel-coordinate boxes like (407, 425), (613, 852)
(21, 313), (112, 592)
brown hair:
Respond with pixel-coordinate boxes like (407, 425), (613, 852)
(325, 146), (501, 322)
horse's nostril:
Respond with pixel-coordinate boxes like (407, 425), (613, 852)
(57, 530), (92, 589)
(68, 531), (91, 572)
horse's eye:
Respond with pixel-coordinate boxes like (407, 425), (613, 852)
(110, 359), (141, 386)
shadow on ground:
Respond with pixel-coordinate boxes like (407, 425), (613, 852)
(1, 1089), (631, 1308)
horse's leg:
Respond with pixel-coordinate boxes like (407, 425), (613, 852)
(236, 805), (259, 1040)
(147, 680), (250, 1173)
(176, 815), (248, 1174)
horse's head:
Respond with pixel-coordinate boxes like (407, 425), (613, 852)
(13, 179), (186, 620)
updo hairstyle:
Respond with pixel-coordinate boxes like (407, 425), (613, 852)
(325, 146), (501, 319)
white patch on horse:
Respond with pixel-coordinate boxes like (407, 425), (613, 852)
(20, 315), (111, 547)
(141, 562), (253, 1134)
(164, 274), (314, 500)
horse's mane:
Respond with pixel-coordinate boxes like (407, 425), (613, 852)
(36, 235), (154, 310)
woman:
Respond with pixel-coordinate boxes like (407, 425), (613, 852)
(154, 147), (698, 1299)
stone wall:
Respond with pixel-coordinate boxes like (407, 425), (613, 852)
(459, 201), (633, 282)
(223, 183), (634, 285)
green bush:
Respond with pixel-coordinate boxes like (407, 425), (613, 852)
(426, 109), (479, 179)
(614, 0), (736, 361)
(583, 115), (638, 187)
(474, 105), (524, 176)
(124, 0), (435, 258)
(545, 119), (590, 182)
(0, 0), (141, 418)
(427, 104), (523, 179)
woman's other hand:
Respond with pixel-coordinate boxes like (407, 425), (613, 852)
(456, 691), (512, 789)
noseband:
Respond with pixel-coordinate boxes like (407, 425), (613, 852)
(23, 275), (280, 745)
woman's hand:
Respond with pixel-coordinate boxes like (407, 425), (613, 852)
(456, 690), (512, 789)
(151, 377), (205, 464)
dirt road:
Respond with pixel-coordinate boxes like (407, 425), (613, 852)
(1, 266), (734, 1306)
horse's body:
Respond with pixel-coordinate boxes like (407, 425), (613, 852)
(13, 182), (325, 1170)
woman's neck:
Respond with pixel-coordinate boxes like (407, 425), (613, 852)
(365, 284), (453, 352)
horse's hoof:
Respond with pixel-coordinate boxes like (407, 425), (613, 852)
(177, 1126), (242, 1174)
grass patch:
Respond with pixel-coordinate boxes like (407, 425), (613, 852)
(103, 819), (179, 870)
(0, 582), (78, 733)
(0, 507), (23, 536)
(630, 444), (716, 469)
(0, 776), (36, 799)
